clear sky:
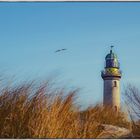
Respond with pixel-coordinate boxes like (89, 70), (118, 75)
(0, 2), (140, 108)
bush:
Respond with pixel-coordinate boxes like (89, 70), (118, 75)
(124, 84), (140, 138)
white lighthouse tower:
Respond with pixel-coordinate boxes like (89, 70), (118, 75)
(101, 46), (122, 111)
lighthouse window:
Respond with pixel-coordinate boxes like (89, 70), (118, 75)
(114, 81), (117, 87)
(115, 106), (118, 111)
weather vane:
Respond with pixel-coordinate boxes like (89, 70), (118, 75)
(110, 45), (114, 50)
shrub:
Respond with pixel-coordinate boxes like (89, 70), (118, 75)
(124, 84), (140, 138)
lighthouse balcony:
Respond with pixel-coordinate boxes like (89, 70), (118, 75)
(101, 69), (122, 78)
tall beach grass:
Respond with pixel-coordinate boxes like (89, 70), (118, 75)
(0, 79), (130, 138)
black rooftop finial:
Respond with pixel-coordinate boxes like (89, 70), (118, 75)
(110, 45), (114, 53)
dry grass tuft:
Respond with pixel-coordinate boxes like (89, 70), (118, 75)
(0, 80), (129, 138)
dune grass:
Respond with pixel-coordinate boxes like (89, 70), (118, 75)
(0, 80), (130, 138)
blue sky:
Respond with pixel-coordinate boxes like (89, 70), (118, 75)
(0, 2), (140, 108)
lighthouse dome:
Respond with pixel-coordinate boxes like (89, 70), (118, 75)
(105, 47), (120, 68)
(105, 50), (117, 60)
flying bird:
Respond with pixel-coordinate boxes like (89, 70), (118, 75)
(55, 48), (67, 53)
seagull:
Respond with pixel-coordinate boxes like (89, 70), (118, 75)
(55, 48), (67, 53)
(61, 48), (67, 51)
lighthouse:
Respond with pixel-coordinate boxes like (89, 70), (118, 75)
(101, 46), (122, 111)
